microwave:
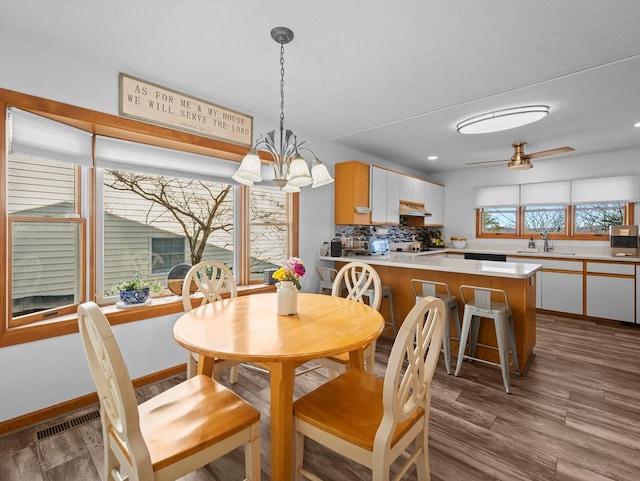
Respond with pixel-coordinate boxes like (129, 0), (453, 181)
(610, 225), (638, 256)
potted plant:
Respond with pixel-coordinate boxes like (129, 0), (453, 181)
(107, 272), (164, 305)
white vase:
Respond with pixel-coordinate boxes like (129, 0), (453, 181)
(277, 281), (298, 315)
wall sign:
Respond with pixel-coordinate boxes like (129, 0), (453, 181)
(119, 73), (253, 147)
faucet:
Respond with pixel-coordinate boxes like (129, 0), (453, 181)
(542, 228), (552, 252)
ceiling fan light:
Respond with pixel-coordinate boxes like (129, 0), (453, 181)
(457, 105), (549, 134)
(508, 159), (533, 170)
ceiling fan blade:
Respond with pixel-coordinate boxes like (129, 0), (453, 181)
(526, 146), (574, 159)
(465, 159), (509, 166)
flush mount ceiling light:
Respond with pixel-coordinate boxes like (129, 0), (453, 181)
(456, 105), (550, 135)
(233, 27), (334, 192)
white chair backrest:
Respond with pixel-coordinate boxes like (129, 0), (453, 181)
(376, 296), (445, 448)
(77, 302), (153, 480)
(332, 262), (382, 311)
(182, 260), (237, 311)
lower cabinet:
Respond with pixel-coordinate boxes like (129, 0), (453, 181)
(586, 262), (635, 323)
(541, 271), (583, 315)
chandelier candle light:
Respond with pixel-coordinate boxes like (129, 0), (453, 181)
(273, 257), (306, 315)
(232, 27), (333, 192)
(232, 27), (334, 192)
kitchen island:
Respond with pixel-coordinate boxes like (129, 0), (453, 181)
(319, 252), (542, 373)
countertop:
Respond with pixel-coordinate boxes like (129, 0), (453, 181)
(445, 247), (640, 263)
(319, 253), (541, 279)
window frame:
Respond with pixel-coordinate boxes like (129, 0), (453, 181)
(0, 88), (299, 347)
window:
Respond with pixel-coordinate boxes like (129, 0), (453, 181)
(523, 205), (567, 234)
(101, 169), (234, 297)
(151, 237), (186, 274)
(479, 207), (517, 234)
(574, 202), (624, 234)
(249, 185), (289, 280)
(1, 94), (297, 340)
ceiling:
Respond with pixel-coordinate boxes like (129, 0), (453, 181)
(3, 1), (640, 174)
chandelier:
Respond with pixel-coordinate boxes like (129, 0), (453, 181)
(232, 27), (334, 192)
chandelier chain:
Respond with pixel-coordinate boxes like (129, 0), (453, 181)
(279, 41), (285, 135)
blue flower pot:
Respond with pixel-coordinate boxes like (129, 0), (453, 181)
(119, 287), (150, 305)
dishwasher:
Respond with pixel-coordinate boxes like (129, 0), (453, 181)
(464, 252), (507, 262)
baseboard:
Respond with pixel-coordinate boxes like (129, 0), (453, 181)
(0, 364), (186, 436)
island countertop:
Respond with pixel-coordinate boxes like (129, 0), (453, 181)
(319, 253), (541, 279)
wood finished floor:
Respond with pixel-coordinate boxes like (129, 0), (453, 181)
(1, 312), (640, 480)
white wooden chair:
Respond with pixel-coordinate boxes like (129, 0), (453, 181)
(293, 296), (445, 481)
(182, 260), (241, 382)
(311, 262), (383, 378)
(77, 302), (261, 481)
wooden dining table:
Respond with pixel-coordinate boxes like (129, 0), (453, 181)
(173, 292), (385, 481)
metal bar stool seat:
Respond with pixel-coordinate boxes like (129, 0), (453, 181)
(411, 279), (461, 374)
(316, 266), (339, 294)
(364, 284), (397, 336)
(454, 285), (520, 393)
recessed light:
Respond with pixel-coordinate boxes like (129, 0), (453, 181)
(457, 105), (549, 134)
(634, 121), (640, 128)
(427, 155), (438, 161)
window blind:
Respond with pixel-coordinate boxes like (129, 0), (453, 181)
(571, 175), (640, 203)
(7, 107), (93, 166)
(474, 185), (520, 207)
(520, 181), (571, 205)
(95, 135), (264, 185)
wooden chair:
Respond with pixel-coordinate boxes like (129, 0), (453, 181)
(182, 260), (241, 382)
(77, 302), (261, 481)
(311, 262), (383, 378)
(293, 296), (445, 481)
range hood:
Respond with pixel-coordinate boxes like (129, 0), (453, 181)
(399, 202), (431, 217)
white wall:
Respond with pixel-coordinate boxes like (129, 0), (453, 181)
(1, 28), (429, 423)
(430, 147), (640, 247)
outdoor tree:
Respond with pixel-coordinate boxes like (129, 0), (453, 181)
(104, 171), (233, 265)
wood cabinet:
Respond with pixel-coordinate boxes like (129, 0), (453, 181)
(334, 161), (372, 225)
(586, 262), (635, 322)
(370, 166), (400, 224)
(423, 182), (444, 226)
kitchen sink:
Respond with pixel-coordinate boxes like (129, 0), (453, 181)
(515, 250), (575, 255)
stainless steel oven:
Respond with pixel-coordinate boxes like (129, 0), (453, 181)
(610, 225), (638, 256)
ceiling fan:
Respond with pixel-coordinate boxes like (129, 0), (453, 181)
(465, 142), (575, 170)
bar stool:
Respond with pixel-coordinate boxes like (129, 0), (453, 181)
(411, 279), (461, 374)
(364, 283), (397, 336)
(316, 266), (338, 294)
(455, 285), (520, 393)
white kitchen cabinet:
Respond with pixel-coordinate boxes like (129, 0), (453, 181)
(423, 182), (444, 226)
(370, 166), (400, 224)
(399, 175), (423, 203)
(541, 271), (583, 314)
(586, 262), (635, 323)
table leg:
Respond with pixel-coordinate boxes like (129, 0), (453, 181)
(197, 354), (215, 377)
(348, 348), (365, 370)
(269, 361), (295, 481)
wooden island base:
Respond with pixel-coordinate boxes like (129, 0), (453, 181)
(336, 261), (537, 374)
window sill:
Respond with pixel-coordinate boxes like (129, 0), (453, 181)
(0, 283), (276, 348)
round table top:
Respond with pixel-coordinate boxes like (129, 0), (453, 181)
(173, 292), (385, 363)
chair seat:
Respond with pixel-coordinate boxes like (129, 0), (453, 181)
(293, 369), (423, 452)
(137, 374), (260, 471)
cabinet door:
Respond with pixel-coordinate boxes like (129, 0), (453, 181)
(386, 171), (400, 222)
(541, 271), (582, 314)
(586, 274), (635, 322)
(370, 166), (387, 224)
(400, 175), (422, 203)
(424, 182), (444, 225)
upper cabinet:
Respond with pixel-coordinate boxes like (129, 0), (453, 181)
(370, 166), (400, 225)
(334, 160), (444, 226)
(335, 161), (372, 225)
(423, 182), (444, 226)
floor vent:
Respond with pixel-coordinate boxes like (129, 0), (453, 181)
(36, 410), (100, 440)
